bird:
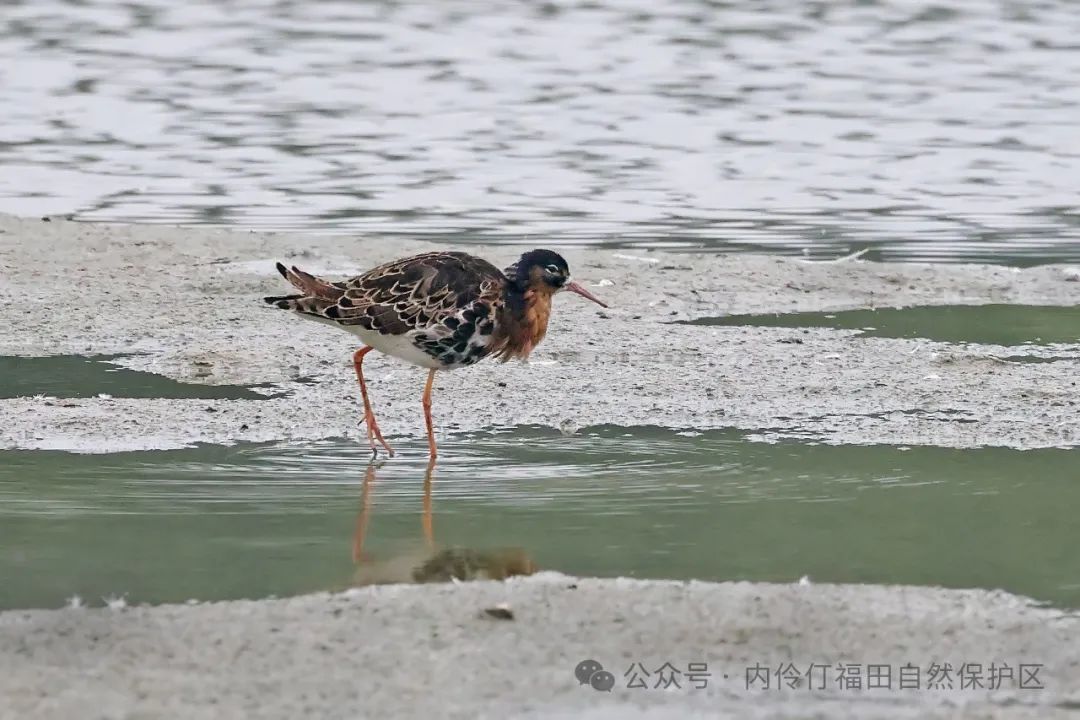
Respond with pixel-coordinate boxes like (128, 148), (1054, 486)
(263, 248), (608, 459)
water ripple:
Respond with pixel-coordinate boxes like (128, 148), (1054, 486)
(2, 0), (1080, 263)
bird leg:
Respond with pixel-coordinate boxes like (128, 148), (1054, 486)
(422, 368), (438, 459)
(422, 455), (435, 549)
(352, 347), (395, 458)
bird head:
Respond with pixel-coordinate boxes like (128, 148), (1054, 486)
(505, 249), (608, 307)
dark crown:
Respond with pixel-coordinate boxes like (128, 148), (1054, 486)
(504, 249), (569, 288)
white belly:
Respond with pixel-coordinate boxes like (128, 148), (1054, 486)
(289, 307), (472, 370)
(342, 325), (444, 369)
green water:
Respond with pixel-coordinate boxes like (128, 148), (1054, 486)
(0, 355), (281, 400)
(680, 304), (1080, 346)
(2, 427), (1078, 610)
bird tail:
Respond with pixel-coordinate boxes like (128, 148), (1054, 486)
(271, 262), (346, 300)
(263, 261), (346, 314)
(263, 293), (331, 314)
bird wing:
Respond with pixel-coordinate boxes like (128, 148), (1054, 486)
(325, 251), (505, 336)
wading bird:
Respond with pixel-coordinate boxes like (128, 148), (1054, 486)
(264, 249), (608, 458)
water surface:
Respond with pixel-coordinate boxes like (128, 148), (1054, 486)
(0, 355), (282, 400)
(680, 304), (1080, 345)
(2, 427), (1077, 610)
(2, 1), (1080, 263)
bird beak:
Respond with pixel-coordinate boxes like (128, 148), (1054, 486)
(565, 280), (609, 308)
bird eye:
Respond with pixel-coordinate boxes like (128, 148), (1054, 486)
(544, 263), (561, 275)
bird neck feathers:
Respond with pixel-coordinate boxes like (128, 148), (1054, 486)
(492, 270), (554, 361)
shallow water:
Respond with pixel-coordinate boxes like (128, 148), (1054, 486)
(3, 427), (1079, 611)
(0, 355), (282, 400)
(3, 0), (1080, 264)
(681, 304), (1080, 345)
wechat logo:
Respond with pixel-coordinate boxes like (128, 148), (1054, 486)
(575, 659), (616, 692)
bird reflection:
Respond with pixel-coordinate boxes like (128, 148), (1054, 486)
(350, 456), (537, 586)
(351, 457), (434, 564)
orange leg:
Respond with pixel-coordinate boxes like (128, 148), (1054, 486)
(352, 347), (394, 458)
(422, 368), (438, 459)
(422, 455), (435, 549)
(352, 461), (377, 564)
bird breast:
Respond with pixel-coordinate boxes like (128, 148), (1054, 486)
(521, 287), (553, 350)
(490, 286), (553, 362)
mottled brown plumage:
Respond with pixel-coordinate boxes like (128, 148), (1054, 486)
(490, 266), (558, 361)
(264, 248), (608, 458)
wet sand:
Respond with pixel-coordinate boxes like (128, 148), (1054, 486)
(1, 575), (1077, 719)
(1, 213), (1078, 452)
